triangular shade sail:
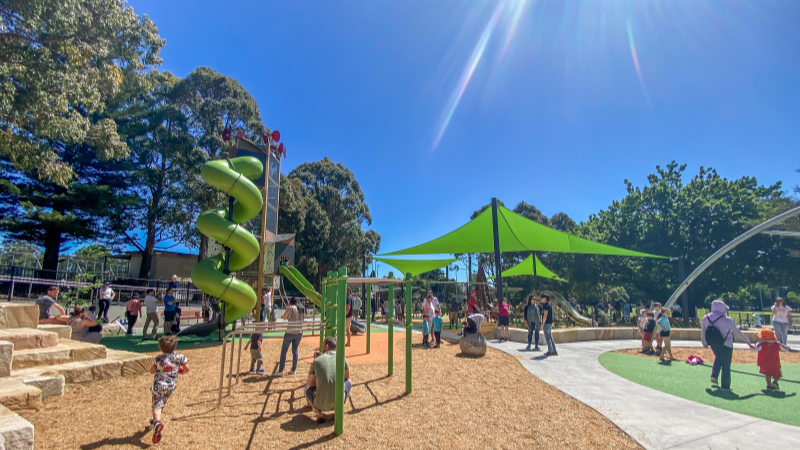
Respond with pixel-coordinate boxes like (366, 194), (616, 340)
(382, 206), (665, 258)
(491, 254), (567, 282)
(374, 257), (458, 277)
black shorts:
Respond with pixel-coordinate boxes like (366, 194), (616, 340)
(498, 316), (510, 326)
(660, 330), (671, 337)
(164, 310), (176, 322)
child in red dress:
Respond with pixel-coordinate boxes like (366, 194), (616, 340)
(751, 328), (794, 390)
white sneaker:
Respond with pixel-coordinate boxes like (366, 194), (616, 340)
(272, 371), (284, 377)
(289, 370), (296, 375)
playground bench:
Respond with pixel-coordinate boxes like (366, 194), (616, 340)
(160, 308), (203, 324)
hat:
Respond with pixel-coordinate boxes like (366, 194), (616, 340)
(132, 292), (140, 299)
(103, 281), (110, 285)
(470, 290), (476, 294)
(758, 328), (776, 341)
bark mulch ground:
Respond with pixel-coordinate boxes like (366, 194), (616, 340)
(615, 346), (800, 364)
(21, 333), (641, 450)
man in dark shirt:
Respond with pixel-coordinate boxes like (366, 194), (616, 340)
(541, 294), (557, 356)
(449, 296), (461, 329)
(37, 286), (68, 324)
(345, 288), (354, 347)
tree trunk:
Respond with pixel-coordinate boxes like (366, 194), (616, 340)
(41, 231), (63, 276)
(198, 235), (208, 262)
(139, 228), (157, 279)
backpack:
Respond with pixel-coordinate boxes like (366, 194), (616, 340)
(705, 316), (728, 347)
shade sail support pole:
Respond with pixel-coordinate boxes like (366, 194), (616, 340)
(491, 198), (503, 303)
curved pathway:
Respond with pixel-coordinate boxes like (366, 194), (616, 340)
(485, 336), (800, 450)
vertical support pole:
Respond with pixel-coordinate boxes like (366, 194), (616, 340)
(387, 277), (394, 376)
(533, 252), (538, 291)
(319, 280), (327, 352)
(256, 177), (268, 323)
(678, 257), (689, 323)
(405, 273), (412, 394)
(467, 254), (472, 296)
(335, 267), (347, 436)
(365, 283), (372, 354)
(362, 254), (367, 319)
(327, 271), (338, 332)
(491, 198), (503, 303)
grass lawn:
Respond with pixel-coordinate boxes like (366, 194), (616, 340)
(101, 326), (391, 353)
(599, 352), (800, 427)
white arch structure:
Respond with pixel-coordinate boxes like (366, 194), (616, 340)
(664, 205), (800, 309)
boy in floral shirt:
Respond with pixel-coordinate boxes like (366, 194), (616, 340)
(150, 335), (189, 443)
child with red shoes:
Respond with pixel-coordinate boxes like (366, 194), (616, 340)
(149, 335), (190, 443)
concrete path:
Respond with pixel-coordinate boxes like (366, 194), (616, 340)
(484, 335), (800, 450)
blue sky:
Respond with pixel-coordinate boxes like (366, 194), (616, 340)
(126, 0), (799, 276)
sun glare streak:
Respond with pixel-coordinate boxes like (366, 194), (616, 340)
(501, 0), (528, 57)
(627, 18), (652, 106)
(431, 2), (507, 152)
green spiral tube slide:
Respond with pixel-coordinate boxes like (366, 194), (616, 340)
(191, 157), (264, 324)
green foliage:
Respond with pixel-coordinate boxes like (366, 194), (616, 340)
(0, 0), (164, 185)
(74, 244), (111, 260)
(278, 157), (380, 287)
(111, 70), (203, 278)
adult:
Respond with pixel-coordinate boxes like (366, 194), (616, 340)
(370, 294), (377, 322)
(670, 303), (683, 326)
(448, 295), (460, 329)
(463, 311), (485, 334)
(36, 286), (68, 324)
(162, 287), (177, 336)
(306, 337), (351, 423)
(701, 299), (752, 390)
(142, 289), (161, 341)
(353, 292), (363, 320)
(623, 301), (632, 324)
(261, 288), (271, 322)
(125, 293), (142, 336)
(541, 294), (557, 356)
(771, 297), (793, 345)
(340, 288), (353, 347)
(524, 295), (541, 351)
(423, 290), (438, 334)
(274, 297), (304, 377)
(496, 297), (511, 342)
(98, 281), (114, 323)
(168, 274), (180, 292)
(467, 290), (478, 314)
(67, 307), (102, 344)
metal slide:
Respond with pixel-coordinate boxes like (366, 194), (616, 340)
(544, 291), (593, 326)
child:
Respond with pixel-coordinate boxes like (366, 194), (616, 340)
(642, 312), (656, 354)
(150, 335), (189, 444)
(433, 311), (443, 348)
(244, 331), (264, 373)
(652, 302), (664, 354)
(637, 309), (648, 351)
(422, 314), (430, 348)
(751, 328), (794, 390)
(655, 310), (674, 361)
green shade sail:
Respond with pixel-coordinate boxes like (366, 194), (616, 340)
(491, 254), (567, 282)
(382, 206), (665, 258)
(374, 257), (458, 277)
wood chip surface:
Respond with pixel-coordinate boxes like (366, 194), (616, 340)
(21, 333), (641, 449)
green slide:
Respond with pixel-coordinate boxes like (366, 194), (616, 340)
(191, 157), (264, 323)
(279, 265), (321, 307)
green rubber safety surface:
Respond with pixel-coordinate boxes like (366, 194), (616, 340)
(101, 326), (391, 353)
(599, 352), (800, 428)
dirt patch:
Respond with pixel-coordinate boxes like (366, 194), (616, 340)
(21, 332), (641, 449)
(615, 346), (800, 365)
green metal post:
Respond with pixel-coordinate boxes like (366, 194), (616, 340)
(387, 274), (394, 376)
(335, 267), (348, 436)
(405, 273), (412, 394)
(327, 271), (337, 336)
(365, 283), (372, 354)
(319, 280), (327, 352)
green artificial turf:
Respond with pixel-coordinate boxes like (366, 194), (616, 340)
(101, 326), (392, 353)
(599, 352), (800, 427)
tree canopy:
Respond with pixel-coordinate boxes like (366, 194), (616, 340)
(0, 0), (164, 185)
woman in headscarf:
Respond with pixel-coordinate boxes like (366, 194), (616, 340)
(701, 299), (753, 391)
